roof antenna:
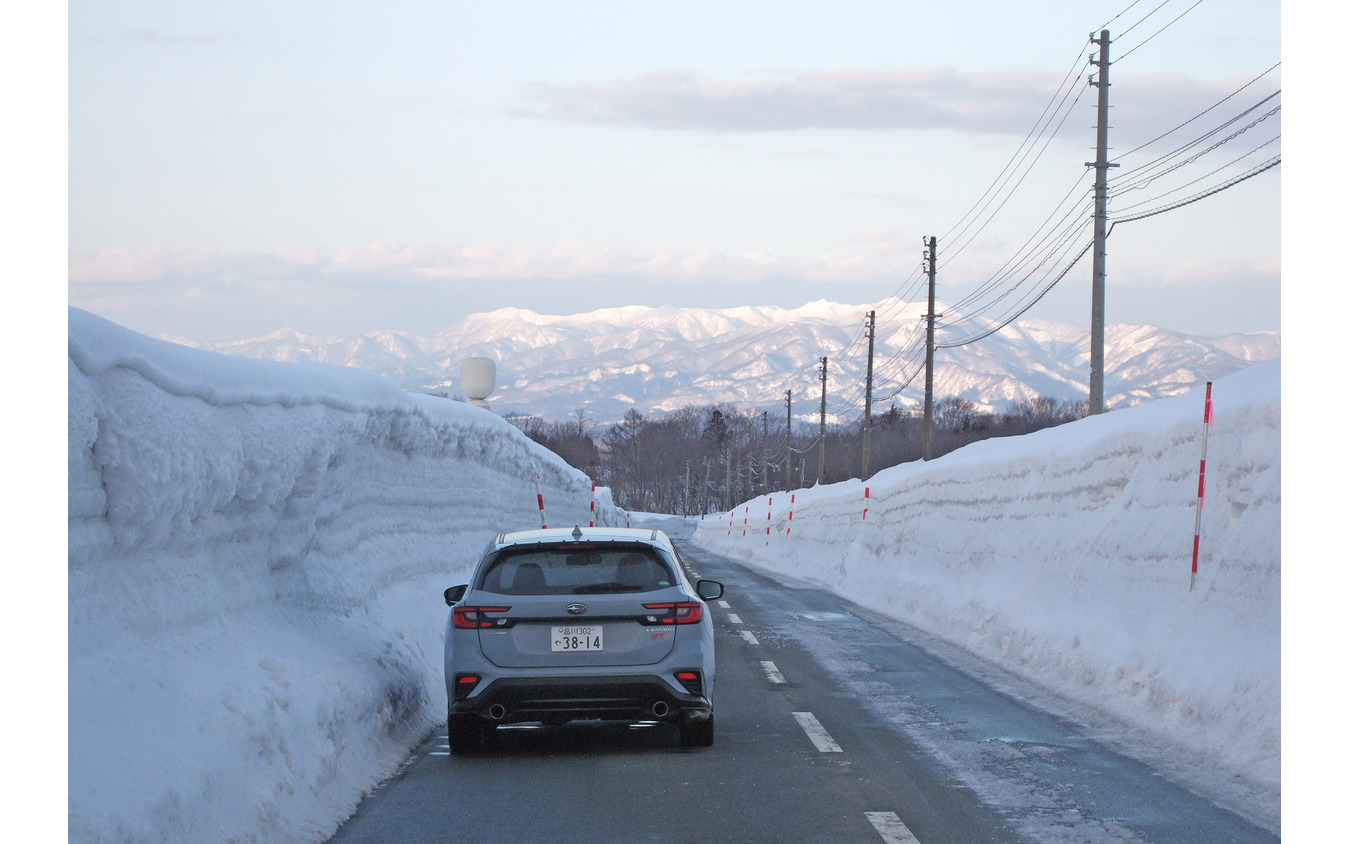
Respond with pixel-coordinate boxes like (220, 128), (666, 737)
(571, 524), (583, 540)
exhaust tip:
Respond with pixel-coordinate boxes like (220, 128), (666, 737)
(651, 701), (670, 718)
(487, 703), (507, 720)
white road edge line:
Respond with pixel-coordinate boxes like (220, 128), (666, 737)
(727, 613), (743, 624)
(792, 711), (843, 752)
(761, 661), (786, 684)
(865, 811), (921, 844)
(717, 600), (731, 609)
(739, 630), (759, 645)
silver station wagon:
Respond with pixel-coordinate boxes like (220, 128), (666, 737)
(443, 526), (724, 753)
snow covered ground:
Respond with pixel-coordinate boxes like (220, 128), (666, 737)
(692, 359), (1280, 830)
(67, 308), (621, 842)
(67, 306), (1279, 841)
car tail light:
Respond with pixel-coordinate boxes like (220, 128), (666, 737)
(641, 602), (704, 625)
(454, 673), (482, 700)
(452, 606), (513, 629)
(675, 670), (703, 696)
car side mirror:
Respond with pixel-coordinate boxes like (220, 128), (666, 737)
(696, 580), (724, 601)
(444, 584), (468, 606)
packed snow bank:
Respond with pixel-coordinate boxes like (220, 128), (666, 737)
(694, 360), (1279, 803)
(67, 308), (621, 843)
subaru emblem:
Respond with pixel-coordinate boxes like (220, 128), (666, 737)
(566, 603), (588, 615)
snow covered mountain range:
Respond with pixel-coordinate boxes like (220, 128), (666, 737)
(164, 299), (1280, 424)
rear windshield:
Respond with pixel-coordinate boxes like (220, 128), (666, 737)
(477, 542), (676, 596)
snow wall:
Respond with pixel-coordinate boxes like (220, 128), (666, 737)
(693, 360), (1279, 799)
(67, 308), (622, 842)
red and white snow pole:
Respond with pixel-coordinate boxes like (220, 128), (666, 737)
(766, 497), (772, 545)
(535, 474), (548, 529)
(589, 482), (596, 528)
(1190, 382), (1213, 592)
(787, 493), (795, 537)
(862, 486), (870, 521)
(742, 505), (749, 537)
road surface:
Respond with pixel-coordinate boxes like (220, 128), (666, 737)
(328, 530), (1277, 843)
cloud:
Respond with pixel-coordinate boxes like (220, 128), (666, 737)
(516, 67), (1067, 134)
(68, 247), (235, 283)
(67, 239), (1280, 340)
(70, 240), (913, 287)
(514, 67), (1281, 144)
(66, 242), (914, 340)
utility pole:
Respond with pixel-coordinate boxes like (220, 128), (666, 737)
(724, 448), (732, 511)
(817, 357), (828, 485)
(735, 454), (742, 505)
(923, 236), (938, 460)
(784, 390), (792, 490)
(1088, 29), (1116, 415)
(861, 310), (876, 478)
(762, 411), (769, 494)
(748, 417), (757, 497)
(702, 457), (712, 516)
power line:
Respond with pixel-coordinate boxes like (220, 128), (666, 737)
(1115, 0), (1208, 63)
(1111, 155), (1280, 225)
(1114, 0), (1174, 39)
(945, 212), (1095, 337)
(873, 351), (928, 404)
(1113, 93), (1280, 194)
(938, 237), (1095, 349)
(1111, 134), (1280, 216)
(1097, 0), (1147, 32)
(942, 75), (1095, 271)
(870, 267), (930, 328)
(940, 47), (1096, 267)
(929, 21), (1277, 354)
(870, 317), (928, 383)
(813, 4), (1276, 426)
(1117, 62), (1280, 160)
(944, 169), (1094, 321)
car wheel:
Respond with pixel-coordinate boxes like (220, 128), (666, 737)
(447, 714), (489, 754)
(679, 714), (714, 748)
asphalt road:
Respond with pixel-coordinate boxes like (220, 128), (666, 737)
(327, 532), (1278, 844)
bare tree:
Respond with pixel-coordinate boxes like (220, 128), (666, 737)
(513, 393), (1089, 513)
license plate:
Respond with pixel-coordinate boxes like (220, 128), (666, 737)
(551, 625), (603, 652)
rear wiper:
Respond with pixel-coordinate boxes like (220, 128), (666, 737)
(573, 582), (642, 594)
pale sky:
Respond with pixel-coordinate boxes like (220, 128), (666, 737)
(61, 1), (1284, 341)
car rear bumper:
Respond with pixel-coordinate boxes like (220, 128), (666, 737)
(450, 674), (712, 725)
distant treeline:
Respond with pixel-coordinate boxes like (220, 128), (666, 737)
(506, 397), (1087, 516)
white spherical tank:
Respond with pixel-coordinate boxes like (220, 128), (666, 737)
(460, 357), (496, 407)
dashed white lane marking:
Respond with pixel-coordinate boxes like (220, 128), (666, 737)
(865, 811), (922, 844)
(792, 711), (843, 752)
(717, 600), (731, 609)
(761, 661), (786, 684)
(739, 630), (759, 645)
(726, 613), (743, 624)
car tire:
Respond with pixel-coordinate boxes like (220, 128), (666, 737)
(447, 714), (489, 754)
(679, 714), (714, 748)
